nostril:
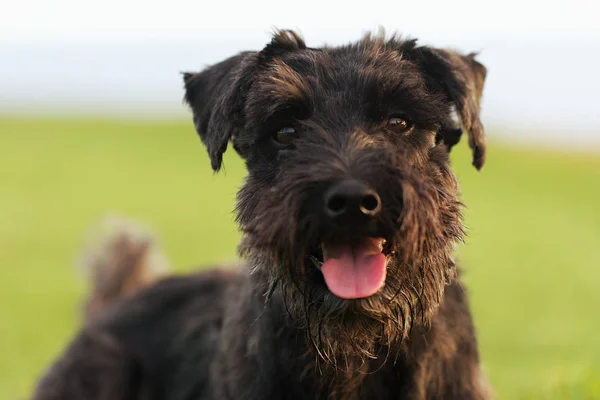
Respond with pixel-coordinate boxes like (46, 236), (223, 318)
(327, 195), (347, 215)
(324, 180), (380, 221)
(360, 192), (381, 215)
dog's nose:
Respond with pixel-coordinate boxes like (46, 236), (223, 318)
(324, 180), (381, 221)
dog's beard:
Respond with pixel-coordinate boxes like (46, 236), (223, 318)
(239, 202), (462, 373)
(241, 243), (457, 369)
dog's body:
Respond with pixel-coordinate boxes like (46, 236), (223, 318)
(33, 31), (492, 400)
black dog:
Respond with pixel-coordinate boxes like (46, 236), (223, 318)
(33, 30), (492, 399)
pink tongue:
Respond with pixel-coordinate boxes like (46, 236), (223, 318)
(320, 238), (387, 299)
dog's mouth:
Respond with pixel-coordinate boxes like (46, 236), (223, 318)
(308, 237), (391, 299)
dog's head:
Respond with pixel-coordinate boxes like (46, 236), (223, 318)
(183, 30), (486, 362)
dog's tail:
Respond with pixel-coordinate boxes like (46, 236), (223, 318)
(78, 215), (169, 321)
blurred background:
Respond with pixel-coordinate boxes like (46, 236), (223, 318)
(1, 0), (599, 398)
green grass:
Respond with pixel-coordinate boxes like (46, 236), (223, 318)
(1, 117), (599, 399)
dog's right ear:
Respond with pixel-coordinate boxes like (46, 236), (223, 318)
(183, 53), (255, 172)
(183, 30), (306, 172)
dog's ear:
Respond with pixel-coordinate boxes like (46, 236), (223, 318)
(183, 52), (256, 172)
(183, 30), (306, 172)
(411, 47), (487, 170)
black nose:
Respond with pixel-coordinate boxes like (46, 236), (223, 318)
(324, 180), (381, 221)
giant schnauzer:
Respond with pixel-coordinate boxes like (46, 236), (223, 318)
(33, 29), (492, 400)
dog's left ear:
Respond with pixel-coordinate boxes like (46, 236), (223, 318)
(182, 52), (256, 172)
(411, 47), (487, 170)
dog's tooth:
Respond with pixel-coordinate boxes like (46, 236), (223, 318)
(309, 255), (323, 270)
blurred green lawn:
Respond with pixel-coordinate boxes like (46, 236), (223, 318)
(1, 117), (599, 399)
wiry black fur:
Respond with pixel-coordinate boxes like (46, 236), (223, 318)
(33, 30), (492, 400)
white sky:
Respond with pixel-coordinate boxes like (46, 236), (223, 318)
(1, 0), (599, 44)
(2, 0), (599, 144)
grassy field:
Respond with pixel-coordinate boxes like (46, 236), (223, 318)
(1, 117), (599, 399)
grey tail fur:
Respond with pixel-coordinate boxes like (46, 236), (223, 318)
(78, 216), (169, 322)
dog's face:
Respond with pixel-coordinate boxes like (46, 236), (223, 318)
(184, 30), (486, 361)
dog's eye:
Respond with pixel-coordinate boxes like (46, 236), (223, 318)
(386, 116), (413, 133)
(274, 126), (298, 145)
